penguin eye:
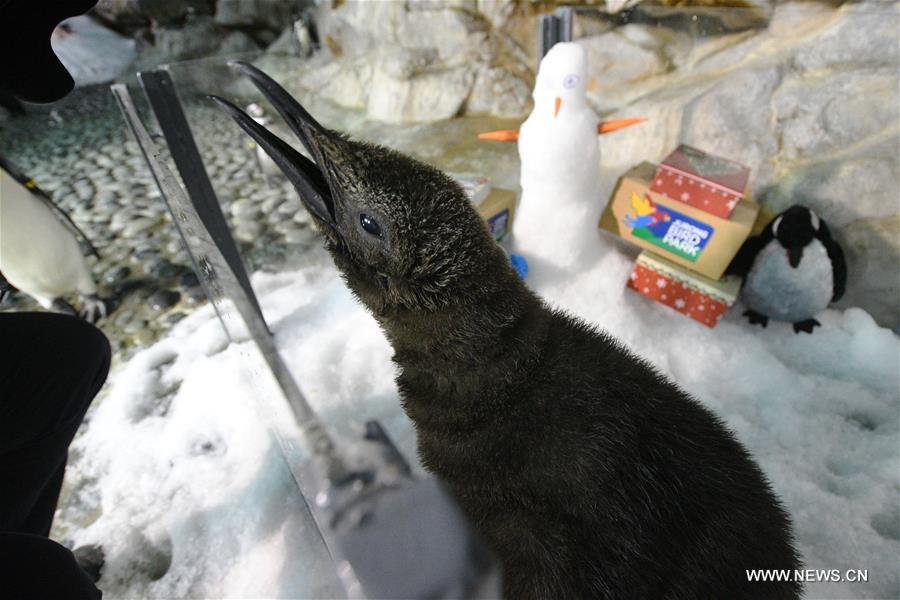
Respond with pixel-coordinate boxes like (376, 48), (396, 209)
(809, 210), (820, 231)
(562, 74), (581, 89)
(359, 213), (383, 238)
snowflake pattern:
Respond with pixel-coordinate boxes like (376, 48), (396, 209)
(654, 163), (747, 218)
(627, 263), (732, 328)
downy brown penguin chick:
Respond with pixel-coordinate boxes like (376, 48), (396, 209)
(212, 63), (801, 600)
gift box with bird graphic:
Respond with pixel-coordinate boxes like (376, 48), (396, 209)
(650, 145), (750, 219)
(627, 251), (741, 328)
(452, 174), (518, 241)
(599, 162), (759, 280)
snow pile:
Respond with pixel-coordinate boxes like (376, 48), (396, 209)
(64, 187), (898, 597)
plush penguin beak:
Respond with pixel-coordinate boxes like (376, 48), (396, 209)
(786, 246), (803, 268)
(209, 61), (343, 226)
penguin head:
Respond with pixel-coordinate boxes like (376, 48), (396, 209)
(534, 42), (588, 119)
(212, 63), (509, 316)
(769, 205), (821, 268)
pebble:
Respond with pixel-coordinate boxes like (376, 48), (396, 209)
(284, 229), (313, 245)
(134, 329), (156, 346)
(122, 217), (156, 238)
(231, 198), (259, 221)
(261, 196), (285, 213)
(234, 222), (263, 243)
(179, 271), (200, 288)
(184, 286), (208, 306)
(148, 289), (181, 312)
(76, 186), (94, 202)
(151, 260), (184, 280)
(123, 318), (149, 334)
(103, 266), (131, 285)
(166, 312), (186, 325)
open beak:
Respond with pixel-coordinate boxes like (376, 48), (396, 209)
(786, 246), (803, 268)
(209, 61), (341, 226)
(554, 96), (562, 119)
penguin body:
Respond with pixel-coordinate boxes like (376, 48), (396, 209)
(515, 42), (601, 269)
(214, 65), (802, 600)
(733, 205), (845, 333)
(0, 169), (104, 320)
(743, 239), (832, 321)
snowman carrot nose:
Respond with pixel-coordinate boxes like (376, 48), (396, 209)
(554, 97), (562, 118)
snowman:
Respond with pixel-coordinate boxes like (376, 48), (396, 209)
(478, 43), (643, 272)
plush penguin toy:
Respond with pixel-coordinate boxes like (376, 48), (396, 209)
(730, 205), (846, 333)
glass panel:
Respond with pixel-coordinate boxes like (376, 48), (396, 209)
(2, 3), (896, 598)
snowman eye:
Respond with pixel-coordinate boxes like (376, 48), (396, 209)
(562, 74), (581, 89)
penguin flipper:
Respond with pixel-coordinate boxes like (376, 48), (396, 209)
(793, 318), (821, 334)
(824, 238), (846, 302)
(814, 219), (846, 302)
(727, 234), (766, 278)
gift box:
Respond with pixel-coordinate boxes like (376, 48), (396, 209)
(599, 162), (759, 280)
(651, 145), (750, 219)
(627, 251), (741, 328)
(453, 174), (518, 241)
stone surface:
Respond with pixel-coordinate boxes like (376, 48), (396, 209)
(466, 66), (532, 118)
(215, 0), (310, 32)
(682, 66), (783, 189)
(834, 216), (900, 332)
(150, 16), (223, 62)
(367, 60), (475, 123)
(148, 289), (181, 312)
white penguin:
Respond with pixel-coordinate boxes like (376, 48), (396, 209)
(0, 169), (105, 321)
(513, 42), (603, 270)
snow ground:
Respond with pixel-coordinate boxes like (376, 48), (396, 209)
(61, 183), (898, 598)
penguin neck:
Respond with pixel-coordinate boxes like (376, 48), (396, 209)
(380, 268), (549, 436)
(383, 268), (542, 364)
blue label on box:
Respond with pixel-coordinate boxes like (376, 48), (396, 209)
(625, 193), (714, 262)
(487, 209), (509, 240)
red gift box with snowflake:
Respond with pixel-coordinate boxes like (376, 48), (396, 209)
(650, 145), (750, 219)
(627, 251), (742, 328)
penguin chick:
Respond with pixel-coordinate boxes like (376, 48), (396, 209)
(731, 205), (846, 334)
(213, 63), (801, 600)
(0, 169), (105, 322)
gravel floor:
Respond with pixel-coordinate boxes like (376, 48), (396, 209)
(1, 84), (321, 357)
